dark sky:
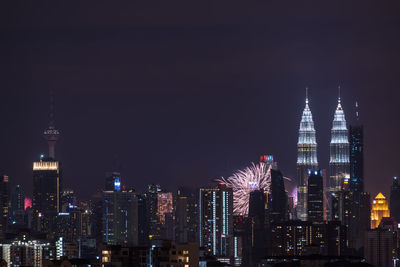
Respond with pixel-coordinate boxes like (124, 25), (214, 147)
(0, 2), (399, 200)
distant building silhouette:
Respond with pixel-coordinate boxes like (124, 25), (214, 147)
(390, 176), (400, 223)
(307, 170), (324, 221)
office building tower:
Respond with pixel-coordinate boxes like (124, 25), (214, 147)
(11, 184), (25, 226)
(307, 170), (324, 221)
(61, 189), (76, 212)
(32, 156), (62, 233)
(0, 174), (10, 233)
(56, 210), (81, 242)
(244, 190), (267, 265)
(102, 189), (138, 246)
(371, 193), (390, 229)
(146, 184), (161, 240)
(349, 124), (364, 192)
(158, 192), (173, 225)
(137, 194), (148, 245)
(390, 176), (400, 223)
(232, 215), (245, 266)
(268, 221), (347, 256)
(331, 190), (352, 223)
(296, 90), (318, 221)
(157, 192), (173, 239)
(175, 187), (198, 244)
(199, 183), (233, 257)
(105, 172), (121, 192)
(268, 169), (287, 223)
(329, 95), (350, 192)
(347, 191), (371, 254)
(365, 228), (396, 267)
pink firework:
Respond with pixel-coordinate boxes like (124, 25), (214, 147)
(218, 162), (272, 216)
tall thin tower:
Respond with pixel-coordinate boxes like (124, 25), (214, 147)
(43, 91), (60, 159)
(296, 89), (318, 221)
(329, 88), (349, 192)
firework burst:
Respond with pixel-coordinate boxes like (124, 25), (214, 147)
(218, 162), (272, 216)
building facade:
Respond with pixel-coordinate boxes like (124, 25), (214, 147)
(296, 92), (318, 221)
(349, 125), (364, 192)
(269, 221), (347, 256)
(102, 189), (138, 246)
(390, 176), (400, 223)
(32, 157), (62, 234)
(371, 192), (390, 229)
(199, 183), (233, 257)
(307, 170), (324, 221)
(0, 174), (10, 234)
(329, 97), (350, 193)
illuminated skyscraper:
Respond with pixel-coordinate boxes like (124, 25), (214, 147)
(105, 172), (121, 192)
(0, 174), (10, 233)
(307, 170), (324, 221)
(11, 184), (25, 226)
(371, 193), (390, 229)
(157, 192), (173, 239)
(390, 176), (400, 223)
(329, 94), (350, 192)
(102, 189), (138, 246)
(175, 187), (198, 244)
(32, 156), (62, 233)
(349, 125), (364, 192)
(296, 90), (318, 221)
(199, 183), (233, 257)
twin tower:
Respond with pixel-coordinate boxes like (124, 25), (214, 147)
(296, 90), (350, 221)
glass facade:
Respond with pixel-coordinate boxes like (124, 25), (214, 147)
(296, 94), (318, 221)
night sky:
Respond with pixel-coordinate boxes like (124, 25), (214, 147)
(0, 2), (399, 200)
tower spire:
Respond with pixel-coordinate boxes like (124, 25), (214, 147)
(305, 87), (309, 104)
(338, 85), (341, 103)
(43, 90), (60, 159)
(296, 88), (318, 221)
(355, 101), (359, 121)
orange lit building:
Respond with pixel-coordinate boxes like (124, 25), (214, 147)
(371, 193), (390, 229)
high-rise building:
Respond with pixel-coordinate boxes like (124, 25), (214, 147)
(146, 184), (161, 240)
(296, 90), (318, 221)
(105, 172), (121, 192)
(307, 170), (324, 221)
(329, 95), (350, 193)
(61, 189), (76, 212)
(137, 193), (148, 245)
(243, 190), (267, 265)
(268, 221), (347, 256)
(371, 193), (390, 229)
(199, 183), (233, 257)
(175, 187), (198, 244)
(102, 189), (138, 246)
(157, 192), (173, 239)
(268, 169), (287, 223)
(11, 184), (25, 226)
(333, 190), (371, 254)
(349, 124), (364, 192)
(365, 228), (396, 267)
(55, 209), (81, 242)
(390, 176), (400, 223)
(32, 156), (62, 233)
(0, 174), (10, 234)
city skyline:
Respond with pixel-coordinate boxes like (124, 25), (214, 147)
(1, 2), (400, 266)
(0, 2), (399, 201)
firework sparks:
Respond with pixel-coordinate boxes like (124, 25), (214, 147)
(218, 162), (272, 216)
